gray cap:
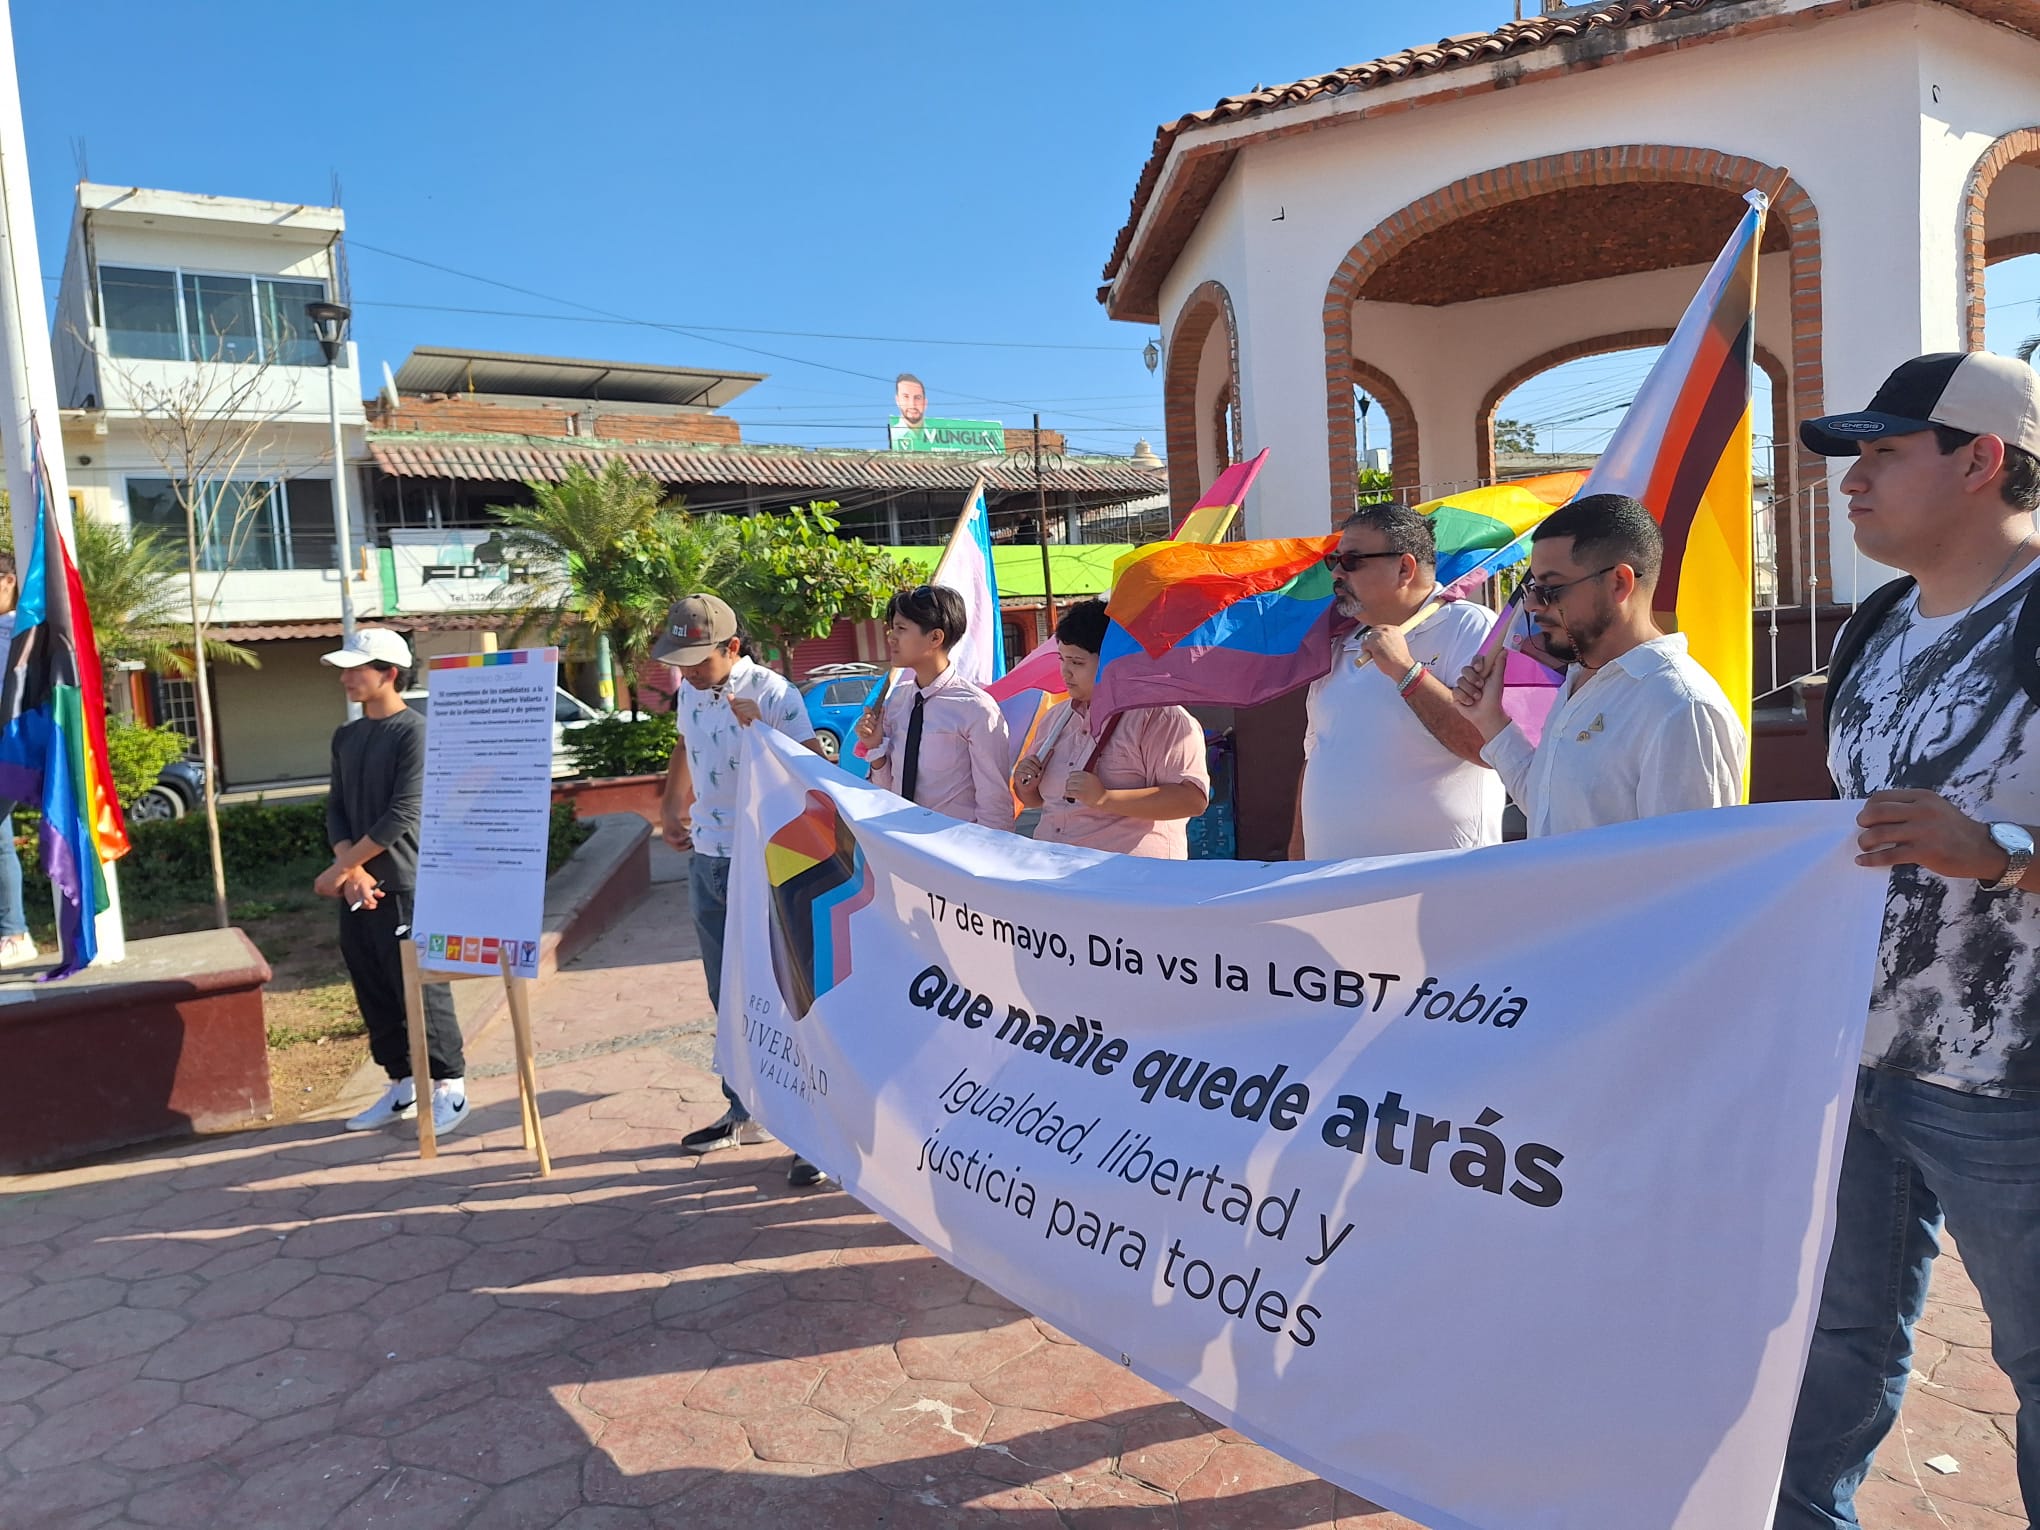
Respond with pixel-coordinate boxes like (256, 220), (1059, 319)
(650, 594), (738, 664)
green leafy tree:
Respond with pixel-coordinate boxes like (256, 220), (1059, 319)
(495, 460), (735, 713)
(1356, 467), (1396, 506)
(1494, 417), (1539, 454)
(725, 503), (917, 675)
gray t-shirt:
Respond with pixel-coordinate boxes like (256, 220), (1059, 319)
(326, 707), (429, 891)
(1828, 563), (2040, 1097)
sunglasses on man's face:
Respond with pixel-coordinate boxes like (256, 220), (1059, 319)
(1322, 550), (1403, 574)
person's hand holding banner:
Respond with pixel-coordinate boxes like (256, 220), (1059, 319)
(730, 696), (764, 727)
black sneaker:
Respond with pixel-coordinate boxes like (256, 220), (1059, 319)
(787, 1157), (828, 1188)
(680, 1113), (768, 1153)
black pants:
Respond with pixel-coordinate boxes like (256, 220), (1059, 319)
(338, 888), (464, 1081)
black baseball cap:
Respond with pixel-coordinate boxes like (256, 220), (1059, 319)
(1801, 351), (2040, 457)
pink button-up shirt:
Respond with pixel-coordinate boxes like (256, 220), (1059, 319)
(1033, 700), (1209, 859)
(868, 665), (1015, 832)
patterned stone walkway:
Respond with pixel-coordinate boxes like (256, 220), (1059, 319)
(0, 846), (2024, 1528)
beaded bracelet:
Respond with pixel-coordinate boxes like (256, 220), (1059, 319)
(1397, 662), (1428, 698)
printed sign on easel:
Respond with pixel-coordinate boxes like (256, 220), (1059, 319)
(407, 646), (559, 1171)
(413, 648), (557, 978)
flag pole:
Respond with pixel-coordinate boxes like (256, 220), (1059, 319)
(0, 0), (124, 965)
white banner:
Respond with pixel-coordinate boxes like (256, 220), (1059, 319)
(413, 648), (558, 980)
(723, 729), (1887, 1530)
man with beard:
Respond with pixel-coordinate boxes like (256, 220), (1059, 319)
(1290, 502), (1501, 859)
(1452, 493), (1743, 835)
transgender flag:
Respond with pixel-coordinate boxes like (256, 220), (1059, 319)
(930, 478), (1005, 685)
(0, 450), (130, 975)
(1581, 189), (1766, 760)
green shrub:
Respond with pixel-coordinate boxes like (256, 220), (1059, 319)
(565, 713), (675, 779)
(548, 800), (592, 872)
(103, 720), (192, 806)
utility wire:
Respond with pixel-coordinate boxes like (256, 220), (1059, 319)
(346, 239), (1156, 434)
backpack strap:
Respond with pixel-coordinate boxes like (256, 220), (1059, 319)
(2015, 576), (2040, 711)
(1820, 575), (1915, 748)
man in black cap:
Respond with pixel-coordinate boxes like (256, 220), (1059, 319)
(654, 594), (834, 1189)
(1775, 351), (2040, 1530)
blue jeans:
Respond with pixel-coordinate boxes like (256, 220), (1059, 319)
(0, 808), (26, 940)
(687, 850), (747, 1124)
(1775, 1066), (2040, 1527)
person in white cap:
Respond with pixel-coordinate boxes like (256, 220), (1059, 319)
(1775, 351), (2040, 1530)
(653, 594), (833, 1189)
(317, 627), (468, 1139)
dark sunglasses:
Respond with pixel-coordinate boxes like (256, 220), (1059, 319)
(1321, 550), (1404, 574)
(1520, 566), (1619, 606)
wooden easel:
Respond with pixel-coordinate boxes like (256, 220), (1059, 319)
(399, 941), (552, 1176)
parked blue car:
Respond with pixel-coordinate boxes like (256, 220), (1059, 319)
(799, 663), (888, 779)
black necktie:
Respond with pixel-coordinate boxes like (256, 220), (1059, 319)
(900, 693), (926, 803)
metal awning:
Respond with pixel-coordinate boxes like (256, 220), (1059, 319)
(392, 347), (765, 409)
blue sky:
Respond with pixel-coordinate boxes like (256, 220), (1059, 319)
(17, 1), (2040, 466)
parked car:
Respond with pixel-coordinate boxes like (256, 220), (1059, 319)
(127, 758), (205, 823)
(401, 685), (640, 777)
(799, 664), (887, 778)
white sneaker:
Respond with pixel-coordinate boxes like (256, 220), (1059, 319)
(346, 1079), (416, 1132)
(429, 1083), (470, 1137)
(0, 934), (37, 969)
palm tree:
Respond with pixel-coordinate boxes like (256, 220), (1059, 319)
(72, 518), (257, 688)
(494, 461), (735, 713)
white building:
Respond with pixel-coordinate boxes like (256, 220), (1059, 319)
(1104, 0), (2040, 609)
(52, 183), (370, 784)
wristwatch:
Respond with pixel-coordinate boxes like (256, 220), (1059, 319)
(1982, 822), (2035, 892)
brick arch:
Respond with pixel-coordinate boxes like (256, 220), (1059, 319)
(1476, 329), (1804, 597)
(1322, 145), (1825, 585)
(1962, 128), (2040, 349)
(1349, 358), (1419, 506)
(1987, 232), (2040, 265)
(1162, 280), (1241, 519)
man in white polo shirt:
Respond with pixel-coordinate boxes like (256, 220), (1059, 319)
(654, 594), (831, 1188)
(1290, 502), (1502, 860)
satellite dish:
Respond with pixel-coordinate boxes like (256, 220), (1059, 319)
(380, 360), (401, 412)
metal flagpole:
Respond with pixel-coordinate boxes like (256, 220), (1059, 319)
(0, 0), (124, 964)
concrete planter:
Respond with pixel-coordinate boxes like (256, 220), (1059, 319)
(551, 773), (664, 825)
(0, 929), (274, 1172)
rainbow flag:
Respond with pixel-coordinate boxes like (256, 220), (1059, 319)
(1173, 448), (1267, 543)
(989, 457), (1268, 761)
(0, 454), (130, 975)
(1580, 191), (1765, 760)
(1417, 471), (1588, 587)
(1092, 536), (1344, 722)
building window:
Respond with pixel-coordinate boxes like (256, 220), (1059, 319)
(99, 266), (328, 366)
(127, 476), (338, 572)
(153, 677), (201, 757)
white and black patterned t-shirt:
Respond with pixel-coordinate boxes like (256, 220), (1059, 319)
(1828, 563), (2040, 1097)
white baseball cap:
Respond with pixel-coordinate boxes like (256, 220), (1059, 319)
(321, 627), (414, 670)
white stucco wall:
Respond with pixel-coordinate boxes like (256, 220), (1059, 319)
(1140, 1), (2040, 597)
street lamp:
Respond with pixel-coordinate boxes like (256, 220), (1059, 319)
(305, 301), (359, 685)
(1142, 338), (1160, 375)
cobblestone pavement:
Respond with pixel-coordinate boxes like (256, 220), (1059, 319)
(0, 845), (2024, 1528)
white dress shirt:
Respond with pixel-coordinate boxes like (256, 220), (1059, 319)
(1479, 633), (1744, 838)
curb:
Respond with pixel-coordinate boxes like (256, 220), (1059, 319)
(333, 814), (654, 1107)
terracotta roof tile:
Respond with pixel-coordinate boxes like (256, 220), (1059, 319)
(367, 435), (1168, 500)
(1102, 1), (1731, 292)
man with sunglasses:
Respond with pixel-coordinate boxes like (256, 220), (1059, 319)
(1289, 503), (1502, 860)
(1452, 493), (1743, 835)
